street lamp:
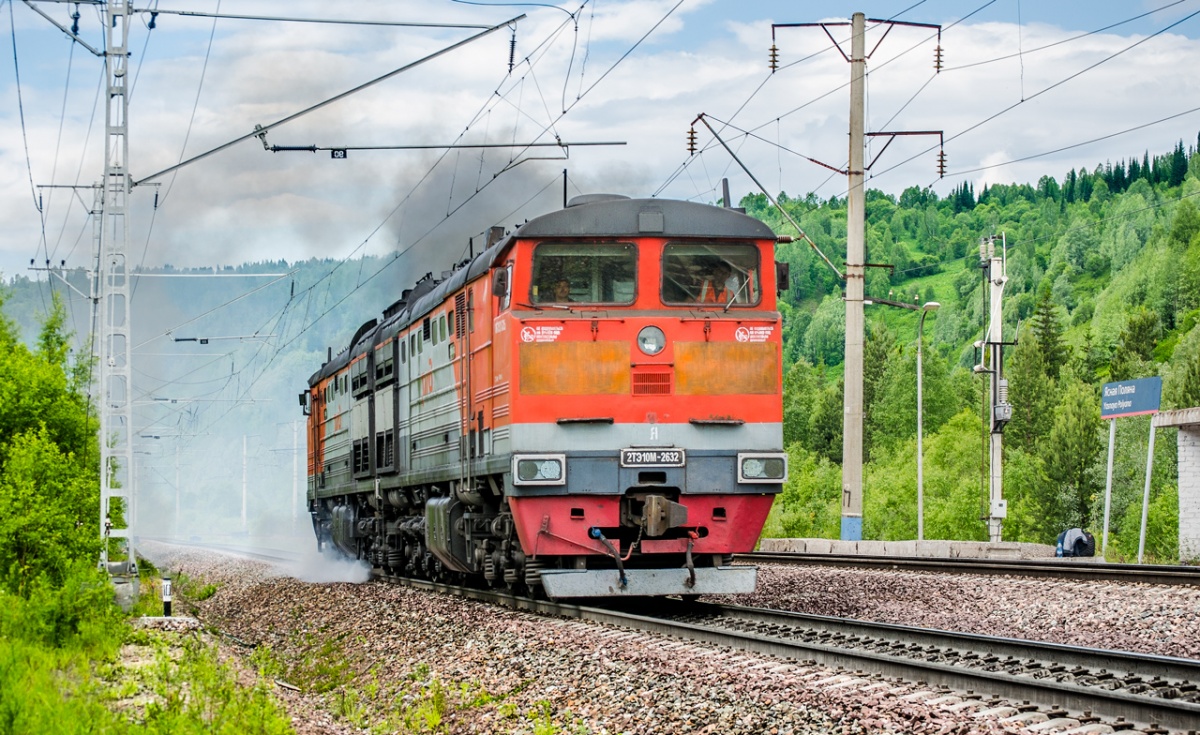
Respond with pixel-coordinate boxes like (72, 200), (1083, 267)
(916, 301), (940, 542)
(863, 297), (940, 541)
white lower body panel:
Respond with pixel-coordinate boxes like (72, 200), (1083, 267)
(539, 565), (756, 598)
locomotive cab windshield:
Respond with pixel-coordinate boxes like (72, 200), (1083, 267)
(662, 242), (760, 306)
(530, 242), (636, 305)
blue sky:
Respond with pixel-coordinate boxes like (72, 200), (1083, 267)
(4, 0), (1200, 280)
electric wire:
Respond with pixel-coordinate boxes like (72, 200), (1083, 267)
(132, 0), (221, 301)
(184, 1), (692, 437)
(941, 0), (1190, 73)
(869, 6), (1200, 190)
(9, 2), (44, 233)
(943, 104), (1200, 178)
(42, 40), (75, 271)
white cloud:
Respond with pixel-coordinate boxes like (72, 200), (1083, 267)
(5, 1), (1200, 280)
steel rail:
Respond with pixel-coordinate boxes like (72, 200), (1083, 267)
(374, 571), (1200, 733)
(739, 551), (1200, 586)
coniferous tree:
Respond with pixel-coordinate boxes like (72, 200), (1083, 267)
(1108, 307), (1160, 381)
(1043, 380), (1103, 530)
(1178, 351), (1200, 409)
(1170, 140), (1188, 187)
(1005, 329), (1057, 451)
(863, 321), (897, 430)
(807, 379), (844, 465)
(1030, 284), (1069, 379)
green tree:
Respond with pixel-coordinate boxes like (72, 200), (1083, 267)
(862, 321), (897, 457)
(865, 410), (990, 541)
(1108, 306), (1160, 380)
(1042, 380), (1103, 529)
(35, 291), (71, 370)
(1005, 327), (1057, 451)
(1030, 283), (1069, 378)
(807, 379), (844, 464)
(782, 359), (821, 448)
(1168, 199), (1200, 249)
(0, 295), (99, 595)
(802, 294), (846, 366)
(761, 445), (842, 539)
(865, 340), (958, 455)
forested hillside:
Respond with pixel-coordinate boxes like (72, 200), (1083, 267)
(756, 136), (1200, 560)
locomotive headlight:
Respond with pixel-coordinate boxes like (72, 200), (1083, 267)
(513, 454), (566, 485)
(637, 325), (666, 356)
(738, 453), (788, 483)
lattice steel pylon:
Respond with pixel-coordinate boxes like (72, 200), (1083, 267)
(97, 0), (136, 574)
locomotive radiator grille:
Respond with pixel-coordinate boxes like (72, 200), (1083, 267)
(632, 369), (672, 396)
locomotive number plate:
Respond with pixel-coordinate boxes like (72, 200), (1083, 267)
(620, 449), (685, 467)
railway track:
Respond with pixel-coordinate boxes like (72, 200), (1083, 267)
(739, 551), (1200, 586)
(376, 570), (1200, 733)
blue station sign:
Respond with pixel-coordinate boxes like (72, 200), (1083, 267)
(1100, 377), (1162, 419)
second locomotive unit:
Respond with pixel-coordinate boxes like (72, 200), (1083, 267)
(302, 194), (789, 597)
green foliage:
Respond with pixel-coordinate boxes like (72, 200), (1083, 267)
(176, 571), (219, 601)
(0, 561), (126, 654)
(1005, 327), (1057, 448)
(802, 295), (846, 366)
(1030, 284), (1069, 378)
(806, 379), (844, 464)
(1111, 484), (1179, 563)
(762, 445), (842, 539)
(865, 339), (959, 457)
(1109, 306), (1161, 380)
(139, 637), (294, 735)
(1042, 380), (1104, 529)
(864, 410), (990, 541)
(782, 359), (821, 448)
(0, 428), (100, 593)
(285, 628), (353, 694)
(1163, 322), (1200, 408)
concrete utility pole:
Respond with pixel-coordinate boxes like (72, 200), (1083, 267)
(980, 235), (1010, 542)
(771, 13), (942, 541)
(842, 12), (867, 541)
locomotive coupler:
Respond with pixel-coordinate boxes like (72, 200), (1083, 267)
(642, 494), (688, 537)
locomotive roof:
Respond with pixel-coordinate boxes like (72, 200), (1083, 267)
(308, 197), (776, 385)
(518, 195), (776, 240)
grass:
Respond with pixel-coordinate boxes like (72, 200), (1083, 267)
(0, 562), (294, 734)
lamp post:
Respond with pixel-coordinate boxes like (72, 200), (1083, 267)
(916, 302), (940, 542)
(862, 297), (940, 541)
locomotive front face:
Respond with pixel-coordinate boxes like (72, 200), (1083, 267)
(500, 216), (787, 596)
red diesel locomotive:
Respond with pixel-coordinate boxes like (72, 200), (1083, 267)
(302, 194), (789, 597)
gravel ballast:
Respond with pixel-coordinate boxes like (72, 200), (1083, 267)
(145, 546), (1198, 734)
(731, 564), (1200, 660)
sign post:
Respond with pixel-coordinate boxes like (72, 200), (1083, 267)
(1099, 377), (1162, 563)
